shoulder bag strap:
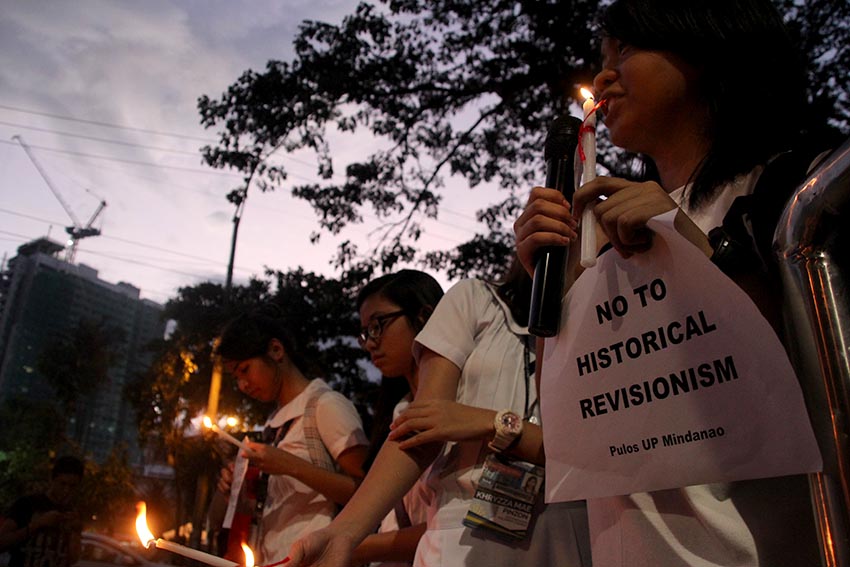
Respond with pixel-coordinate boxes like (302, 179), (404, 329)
(303, 390), (337, 472)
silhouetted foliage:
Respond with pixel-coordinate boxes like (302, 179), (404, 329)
(78, 448), (138, 534)
(198, 0), (849, 280)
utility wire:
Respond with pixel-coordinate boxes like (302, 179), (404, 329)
(0, 119), (202, 156)
(1, 105), (483, 222)
(0, 138), (240, 176)
(0, 207), (250, 268)
(0, 103), (213, 142)
(0, 117), (344, 178)
(5, 139), (484, 233)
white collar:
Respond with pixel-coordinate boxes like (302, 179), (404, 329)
(266, 378), (330, 428)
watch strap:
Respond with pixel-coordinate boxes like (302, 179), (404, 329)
(488, 409), (522, 453)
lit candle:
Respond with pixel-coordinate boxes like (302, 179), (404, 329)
(203, 416), (243, 448)
(136, 502), (240, 567)
(240, 543), (255, 567)
(579, 87), (598, 268)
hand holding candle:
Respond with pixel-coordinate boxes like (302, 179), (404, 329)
(579, 87), (598, 268)
(203, 415), (243, 449)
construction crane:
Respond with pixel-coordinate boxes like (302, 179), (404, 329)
(12, 134), (107, 263)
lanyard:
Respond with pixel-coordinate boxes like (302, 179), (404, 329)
(522, 336), (539, 422)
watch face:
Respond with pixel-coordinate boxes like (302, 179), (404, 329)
(499, 412), (522, 433)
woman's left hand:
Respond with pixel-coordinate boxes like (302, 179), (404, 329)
(241, 440), (304, 476)
(576, 176), (714, 258)
(575, 176), (680, 258)
(388, 400), (495, 450)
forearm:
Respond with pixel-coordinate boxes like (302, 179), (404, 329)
(506, 422), (545, 465)
(452, 407), (546, 465)
(330, 440), (438, 546)
(350, 523), (426, 565)
(288, 460), (361, 506)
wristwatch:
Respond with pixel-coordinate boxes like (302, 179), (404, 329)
(488, 409), (523, 453)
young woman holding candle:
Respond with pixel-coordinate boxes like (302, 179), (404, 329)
(286, 259), (591, 567)
(215, 305), (369, 565)
(513, 0), (825, 565)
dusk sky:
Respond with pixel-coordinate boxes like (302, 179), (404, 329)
(0, 1), (503, 304)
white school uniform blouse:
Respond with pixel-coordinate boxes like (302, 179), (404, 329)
(412, 278), (591, 567)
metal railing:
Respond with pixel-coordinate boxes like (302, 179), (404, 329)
(776, 137), (850, 567)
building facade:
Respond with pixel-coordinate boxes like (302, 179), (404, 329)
(0, 238), (166, 465)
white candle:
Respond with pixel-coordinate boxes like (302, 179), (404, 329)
(136, 502), (240, 567)
(203, 416), (243, 448)
(146, 538), (240, 567)
(579, 89), (598, 268)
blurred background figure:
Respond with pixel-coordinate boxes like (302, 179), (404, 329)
(0, 455), (85, 567)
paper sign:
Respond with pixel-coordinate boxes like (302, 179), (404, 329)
(541, 210), (822, 502)
(222, 452), (250, 528)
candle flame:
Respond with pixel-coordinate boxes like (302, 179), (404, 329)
(135, 502), (156, 548)
(240, 543), (255, 567)
(203, 416), (214, 429)
(580, 87), (594, 101)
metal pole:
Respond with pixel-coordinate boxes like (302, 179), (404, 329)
(775, 137), (850, 567)
(225, 188), (248, 293)
(191, 183), (246, 549)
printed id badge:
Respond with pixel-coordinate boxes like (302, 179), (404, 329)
(463, 453), (544, 540)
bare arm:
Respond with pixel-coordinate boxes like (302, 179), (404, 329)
(350, 523), (426, 565)
(389, 400), (546, 465)
(287, 350), (461, 567)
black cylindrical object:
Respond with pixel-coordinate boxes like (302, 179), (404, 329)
(528, 115), (582, 337)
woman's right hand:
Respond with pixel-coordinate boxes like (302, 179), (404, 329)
(286, 528), (356, 567)
(513, 186), (578, 276)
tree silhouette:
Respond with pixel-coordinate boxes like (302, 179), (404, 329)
(198, 0), (849, 280)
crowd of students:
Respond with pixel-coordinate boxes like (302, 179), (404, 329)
(214, 0), (831, 565)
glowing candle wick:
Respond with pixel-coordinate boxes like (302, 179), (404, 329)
(136, 502), (240, 567)
(203, 416), (243, 448)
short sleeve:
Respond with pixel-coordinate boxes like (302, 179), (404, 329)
(314, 391), (368, 459)
(413, 279), (491, 370)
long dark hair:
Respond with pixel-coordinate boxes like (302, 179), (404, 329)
(493, 255), (533, 327)
(600, 0), (807, 209)
(356, 270), (444, 469)
(216, 303), (311, 375)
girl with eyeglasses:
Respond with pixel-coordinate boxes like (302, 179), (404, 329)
(288, 261), (591, 567)
(349, 269), (443, 566)
(215, 306), (369, 565)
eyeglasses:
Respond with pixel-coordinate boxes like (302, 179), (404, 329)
(358, 310), (405, 347)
